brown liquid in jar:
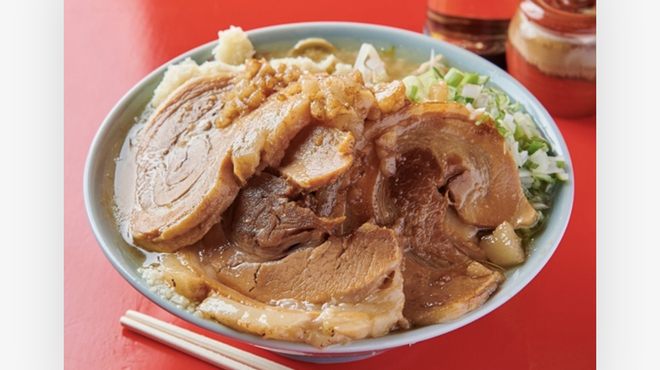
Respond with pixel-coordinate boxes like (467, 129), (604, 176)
(425, 0), (521, 70)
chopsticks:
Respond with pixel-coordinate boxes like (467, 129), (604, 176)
(120, 310), (294, 370)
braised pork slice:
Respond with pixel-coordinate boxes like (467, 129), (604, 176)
(386, 147), (505, 325)
(154, 247), (407, 349)
(372, 102), (538, 229)
(131, 72), (243, 253)
(226, 173), (344, 260)
(280, 124), (355, 191)
(152, 221), (407, 348)
(187, 222), (402, 304)
(247, 222), (402, 304)
(402, 256), (504, 326)
(315, 101), (536, 237)
(274, 71), (377, 193)
(389, 148), (486, 268)
(229, 79), (311, 184)
(198, 268), (406, 349)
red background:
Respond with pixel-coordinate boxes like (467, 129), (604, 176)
(64, 0), (596, 368)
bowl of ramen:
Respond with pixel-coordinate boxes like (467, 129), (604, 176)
(84, 22), (573, 363)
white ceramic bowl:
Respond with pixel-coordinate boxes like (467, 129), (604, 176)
(84, 22), (574, 363)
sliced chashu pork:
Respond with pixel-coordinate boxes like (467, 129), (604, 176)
(311, 79), (409, 234)
(197, 269), (406, 349)
(389, 148), (486, 268)
(374, 102), (538, 228)
(279, 124), (355, 191)
(386, 147), (503, 325)
(131, 71), (240, 253)
(380, 102), (536, 324)
(231, 70), (377, 184)
(185, 222), (402, 305)
(130, 62), (376, 253)
(402, 256), (504, 326)
(225, 173), (344, 260)
(155, 222), (406, 348)
(272, 70), (378, 203)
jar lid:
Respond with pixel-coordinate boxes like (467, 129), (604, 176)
(520, 0), (596, 33)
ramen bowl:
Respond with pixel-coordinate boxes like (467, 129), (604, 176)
(84, 22), (573, 363)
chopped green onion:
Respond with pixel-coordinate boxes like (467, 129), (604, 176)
(532, 173), (556, 184)
(495, 92), (509, 108)
(514, 124), (527, 141)
(444, 68), (463, 87)
(402, 75), (424, 102)
(495, 121), (508, 135)
(460, 72), (480, 86)
(526, 140), (547, 155)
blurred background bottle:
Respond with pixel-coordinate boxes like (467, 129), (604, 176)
(425, 0), (522, 70)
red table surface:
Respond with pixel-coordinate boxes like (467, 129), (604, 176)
(64, 0), (596, 368)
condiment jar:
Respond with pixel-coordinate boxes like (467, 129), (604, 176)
(506, 0), (596, 118)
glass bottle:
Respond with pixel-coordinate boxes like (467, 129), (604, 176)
(425, 0), (522, 70)
(506, 0), (596, 118)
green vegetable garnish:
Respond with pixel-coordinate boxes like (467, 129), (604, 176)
(444, 68), (463, 87)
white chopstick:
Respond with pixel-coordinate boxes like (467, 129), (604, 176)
(120, 310), (294, 370)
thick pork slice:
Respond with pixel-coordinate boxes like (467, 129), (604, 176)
(402, 256), (504, 326)
(315, 101), (537, 237)
(389, 148), (486, 268)
(226, 173), (344, 260)
(246, 222), (402, 304)
(131, 71), (243, 253)
(387, 147), (504, 325)
(191, 222), (402, 305)
(152, 222), (406, 348)
(279, 124), (355, 191)
(372, 102), (538, 229)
